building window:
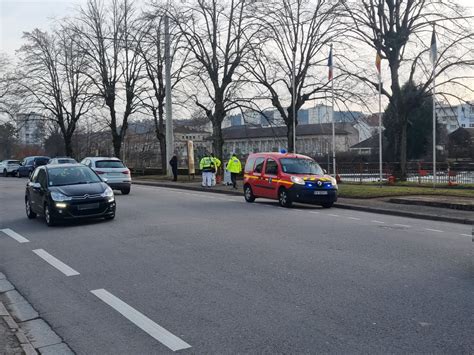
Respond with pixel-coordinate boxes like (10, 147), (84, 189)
(461, 124), (466, 127)
(470, 124), (474, 127)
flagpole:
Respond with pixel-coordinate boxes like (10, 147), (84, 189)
(330, 45), (336, 178)
(432, 64), (436, 189)
(378, 69), (382, 187)
(431, 25), (437, 189)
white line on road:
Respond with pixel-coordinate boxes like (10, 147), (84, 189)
(91, 289), (191, 352)
(460, 233), (471, 237)
(32, 249), (80, 276)
(424, 228), (443, 233)
(371, 220), (385, 224)
(347, 217), (360, 221)
(327, 214), (340, 217)
(394, 224), (411, 228)
(0, 229), (29, 243)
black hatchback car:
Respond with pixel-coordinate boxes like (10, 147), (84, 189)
(25, 164), (116, 226)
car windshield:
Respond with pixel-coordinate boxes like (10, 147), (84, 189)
(8, 161), (20, 165)
(280, 158), (324, 175)
(57, 159), (76, 164)
(96, 160), (125, 168)
(48, 166), (102, 186)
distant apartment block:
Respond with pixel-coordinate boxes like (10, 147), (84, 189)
(16, 113), (45, 146)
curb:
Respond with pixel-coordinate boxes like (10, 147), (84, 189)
(0, 272), (74, 355)
(134, 180), (473, 225)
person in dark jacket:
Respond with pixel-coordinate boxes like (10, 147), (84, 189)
(169, 155), (178, 181)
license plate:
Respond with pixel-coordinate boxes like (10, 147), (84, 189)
(77, 203), (99, 210)
(314, 191), (328, 195)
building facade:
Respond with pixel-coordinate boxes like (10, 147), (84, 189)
(16, 113), (45, 146)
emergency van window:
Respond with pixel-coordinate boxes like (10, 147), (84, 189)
(280, 158), (324, 175)
(254, 158), (265, 173)
(244, 157), (256, 173)
(265, 159), (278, 175)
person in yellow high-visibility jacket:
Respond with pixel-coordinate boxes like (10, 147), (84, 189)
(226, 153), (242, 189)
(199, 154), (215, 187)
(210, 153), (221, 186)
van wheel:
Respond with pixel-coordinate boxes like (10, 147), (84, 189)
(321, 202), (333, 208)
(244, 185), (255, 202)
(278, 188), (292, 208)
(44, 204), (56, 226)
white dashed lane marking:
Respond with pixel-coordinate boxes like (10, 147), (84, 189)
(0, 228), (30, 243)
(32, 249), (80, 277)
(460, 233), (471, 237)
(347, 217), (360, 221)
(371, 220), (385, 224)
(327, 214), (340, 217)
(424, 228), (443, 233)
(91, 289), (191, 352)
(394, 224), (411, 228)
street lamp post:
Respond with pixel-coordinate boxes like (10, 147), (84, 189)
(164, 2), (174, 177)
(292, 46), (296, 154)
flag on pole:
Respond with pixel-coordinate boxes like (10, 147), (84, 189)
(375, 51), (382, 76)
(430, 25), (437, 65)
(328, 44), (333, 81)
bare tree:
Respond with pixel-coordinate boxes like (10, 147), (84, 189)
(72, 0), (146, 158)
(344, 0), (474, 179)
(246, 0), (346, 153)
(17, 27), (94, 157)
(174, 0), (257, 160)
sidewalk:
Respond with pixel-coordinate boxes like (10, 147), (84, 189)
(134, 179), (474, 225)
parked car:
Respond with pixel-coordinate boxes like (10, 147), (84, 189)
(80, 157), (131, 194)
(243, 152), (338, 208)
(17, 156), (51, 178)
(25, 164), (116, 226)
(48, 157), (78, 165)
(0, 160), (21, 177)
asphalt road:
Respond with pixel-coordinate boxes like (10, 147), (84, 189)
(0, 177), (473, 354)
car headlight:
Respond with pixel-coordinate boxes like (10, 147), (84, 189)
(330, 177), (338, 189)
(51, 191), (72, 201)
(101, 186), (115, 201)
(291, 176), (305, 185)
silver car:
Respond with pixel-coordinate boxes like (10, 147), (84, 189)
(80, 157), (132, 194)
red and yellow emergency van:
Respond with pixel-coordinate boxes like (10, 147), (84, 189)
(243, 152), (338, 208)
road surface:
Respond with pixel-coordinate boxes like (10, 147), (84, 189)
(0, 178), (472, 354)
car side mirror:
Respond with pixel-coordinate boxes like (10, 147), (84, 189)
(30, 182), (41, 190)
(323, 169), (328, 174)
(101, 177), (108, 183)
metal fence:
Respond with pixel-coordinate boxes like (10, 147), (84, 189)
(319, 161), (474, 185)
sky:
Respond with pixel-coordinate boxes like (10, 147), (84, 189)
(2, 0), (472, 57)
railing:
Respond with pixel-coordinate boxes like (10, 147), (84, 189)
(319, 162), (474, 185)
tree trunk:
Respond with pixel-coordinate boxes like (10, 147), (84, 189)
(211, 121), (224, 161)
(287, 122), (295, 153)
(64, 134), (73, 158)
(399, 118), (408, 181)
(112, 132), (121, 158)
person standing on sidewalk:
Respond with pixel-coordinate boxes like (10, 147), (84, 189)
(169, 155), (178, 182)
(226, 153), (242, 189)
(199, 153), (215, 187)
(210, 153), (221, 186)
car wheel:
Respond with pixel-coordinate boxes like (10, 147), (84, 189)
(321, 202), (334, 208)
(244, 185), (255, 203)
(44, 204), (56, 226)
(278, 188), (293, 208)
(3, 169), (7, 177)
(17, 171), (21, 178)
(25, 197), (36, 219)
(121, 187), (131, 195)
